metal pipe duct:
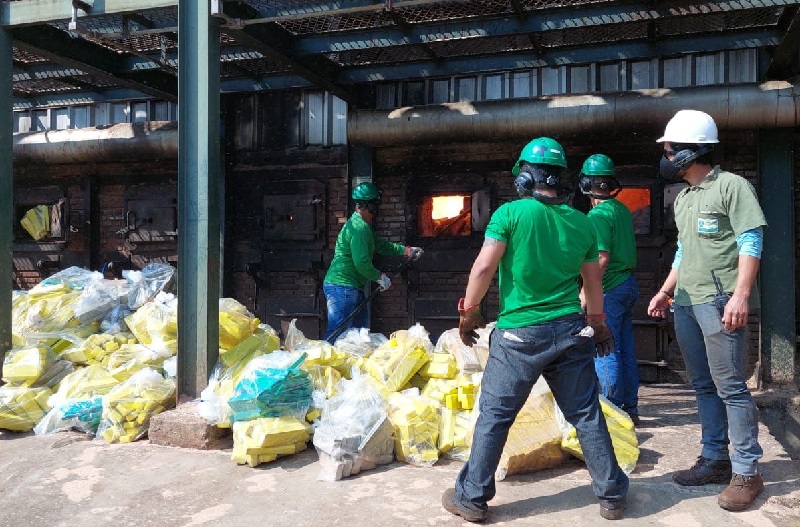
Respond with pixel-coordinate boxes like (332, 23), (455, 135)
(348, 82), (800, 147)
(13, 121), (178, 163)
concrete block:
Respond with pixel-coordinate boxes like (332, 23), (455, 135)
(148, 401), (232, 450)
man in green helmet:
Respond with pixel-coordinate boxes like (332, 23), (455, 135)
(322, 181), (422, 341)
(441, 137), (628, 522)
(578, 154), (640, 425)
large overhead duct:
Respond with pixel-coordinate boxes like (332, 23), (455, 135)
(348, 82), (800, 147)
(13, 121), (178, 164)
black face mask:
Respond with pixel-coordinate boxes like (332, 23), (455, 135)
(659, 154), (681, 180)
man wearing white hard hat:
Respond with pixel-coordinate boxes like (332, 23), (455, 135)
(647, 110), (767, 512)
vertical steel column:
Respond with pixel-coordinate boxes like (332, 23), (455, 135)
(349, 145), (374, 325)
(759, 129), (796, 384)
(0, 29), (13, 375)
(177, 1), (221, 398)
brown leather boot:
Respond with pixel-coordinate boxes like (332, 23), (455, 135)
(718, 474), (764, 511)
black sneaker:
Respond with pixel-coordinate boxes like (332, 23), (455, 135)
(673, 456), (732, 486)
(599, 498), (626, 520)
(441, 488), (487, 523)
(629, 413), (641, 426)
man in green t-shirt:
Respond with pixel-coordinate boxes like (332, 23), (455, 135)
(647, 110), (766, 512)
(578, 154), (640, 424)
(322, 182), (421, 341)
(441, 137), (628, 523)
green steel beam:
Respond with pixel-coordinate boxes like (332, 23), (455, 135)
(177, 0), (221, 398)
(1, 0), (177, 27)
(0, 29), (12, 374)
(759, 129), (797, 384)
(9, 25), (177, 101)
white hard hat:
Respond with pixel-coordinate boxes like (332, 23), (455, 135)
(657, 109), (719, 144)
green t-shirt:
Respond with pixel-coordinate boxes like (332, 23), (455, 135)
(587, 198), (637, 291)
(324, 212), (405, 289)
(673, 167), (767, 308)
(485, 198), (599, 329)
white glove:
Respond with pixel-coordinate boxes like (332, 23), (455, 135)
(376, 273), (391, 292)
(408, 247), (424, 261)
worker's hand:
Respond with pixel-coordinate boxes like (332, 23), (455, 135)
(647, 291), (671, 319)
(404, 246), (424, 261)
(376, 273), (391, 292)
(458, 304), (486, 347)
(590, 322), (615, 357)
(721, 292), (749, 331)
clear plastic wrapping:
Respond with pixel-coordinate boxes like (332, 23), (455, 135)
(98, 368), (175, 443)
(124, 263), (176, 309)
(388, 390), (440, 467)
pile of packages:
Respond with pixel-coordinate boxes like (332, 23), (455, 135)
(3, 264), (640, 483)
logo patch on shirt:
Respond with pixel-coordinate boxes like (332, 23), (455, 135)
(697, 217), (719, 234)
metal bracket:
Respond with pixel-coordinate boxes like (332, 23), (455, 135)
(210, 0), (244, 29)
(68, 0), (93, 31)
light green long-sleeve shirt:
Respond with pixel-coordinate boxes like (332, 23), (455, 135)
(324, 212), (405, 288)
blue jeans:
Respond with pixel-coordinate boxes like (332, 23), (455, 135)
(454, 314), (629, 513)
(673, 300), (762, 476)
(594, 275), (640, 416)
(322, 283), (369, 341)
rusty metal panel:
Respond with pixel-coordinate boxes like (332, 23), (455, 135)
(600, 63), (623, 91)
(431, 79), (450, 104)
(569, 64), (594, 93)
(541, 66), (565, 95)
(729, 49), (758, 83)
(456, 77), (477, 102)
(696, 53), (724, 86)
(331, 94), (347, 145)
(663, 56), (692, 88)
(483, 74), (505, 100)
(510, 70), (532, 98)
(630, 59), (657, 90)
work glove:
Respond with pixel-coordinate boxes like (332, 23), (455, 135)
(583, 314), (615, 357)
(458, 299), (486, 347)
(404, 246), (424, 261)
(376, 273), (391, 292)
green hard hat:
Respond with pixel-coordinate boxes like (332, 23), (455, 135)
(352, 182), (381, 201)
(512, 137), (568, 176)
(580, 154), (616, 177)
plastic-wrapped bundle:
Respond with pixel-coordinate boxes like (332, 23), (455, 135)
(124, 296), (177, 355)
(333, 328), (388, 358)
(363, 326), (432, 392)
(312, 369), (394, 481)
(231, 416), (312, 467)
(58, 333), (137, 366)
(557, 395), (639, 475)
(106, 344), (172, 382)
(305, 365), (342, 399)
(48, 364), (120, 409)
(388, 390), (440, 467)
(34, 396), (104, 436)
(124, 263), (175, 309)
(438, 408), (473, 461)
(227, 352), (312, 422)
(417, 352), (459, 379)
(37, 266), (100, 291)
(0, 385), (52, 431)
(99, 368), (176, 443)
(73, 277), (130, 325)
(218, 298), (260, 350)
(219, 326), (279, 367)
(434, 328), (483, 373)
(14, 287), (82, 333)
(1, 346), (56, 385)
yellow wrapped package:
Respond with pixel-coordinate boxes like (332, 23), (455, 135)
(364, 329), (431, 392)
(99, 368), (175, 444)
(15, 290), (82, 333)
(495, 389), (565, 480)
(49, 364), (120, 409)
(306, 364), (342, 399)
(219, 328), (279, 367)
(59, 333), (136, 366)
(0, 385), (53, 431)
(2, 346), (56, 384)
(219, 298), (260, 350)
(558, 395), (639, 475)
(388, 391), (440, 467)
(106, 344), (171, 382)
(124, 300), (177, 353)
(20, 205), (50, 241)
(438, 408), (473, 461)
(417, 352), (458, 379)
(231, 416), (311, 467)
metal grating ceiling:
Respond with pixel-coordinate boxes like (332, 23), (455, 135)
(1, 0), (795, 105)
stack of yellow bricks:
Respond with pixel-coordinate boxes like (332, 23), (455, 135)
(364, 332), (429, 392)
(231, 416), (311, 467)
(0, 386), (53, 431)
(388, 393), (440, 466)
(99, 371), (175, 443)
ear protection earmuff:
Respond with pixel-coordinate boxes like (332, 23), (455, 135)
(514, 166), (559, 197)
(578, 176), (621, 199)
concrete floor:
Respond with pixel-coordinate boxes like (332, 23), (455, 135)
(1, 384), (799, 527)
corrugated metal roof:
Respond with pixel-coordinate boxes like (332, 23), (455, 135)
(1, 0), (796, 104)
